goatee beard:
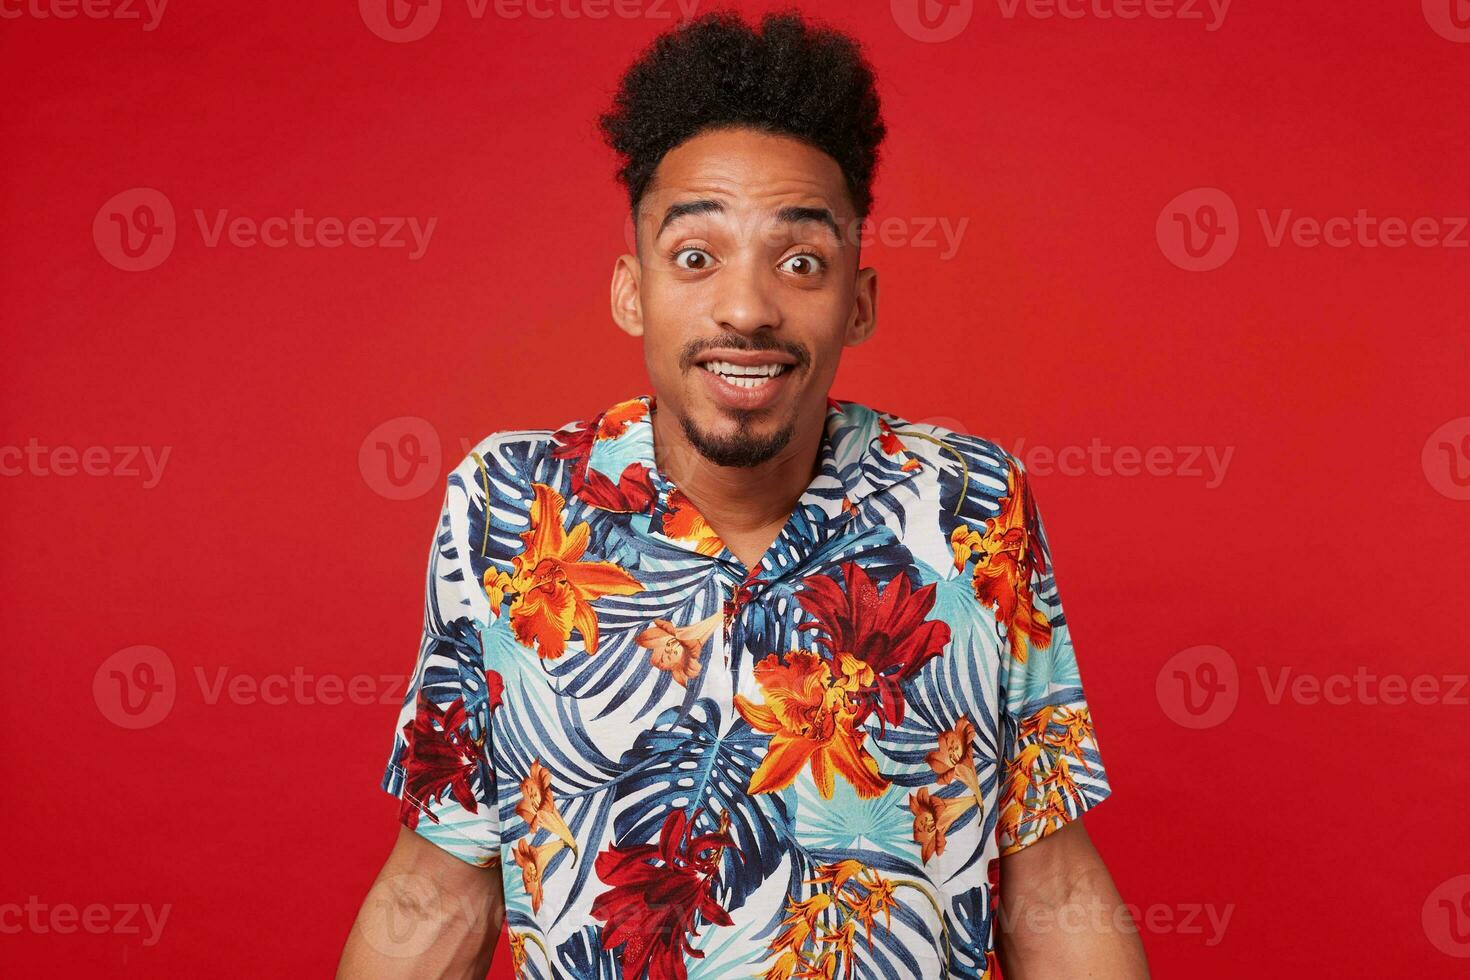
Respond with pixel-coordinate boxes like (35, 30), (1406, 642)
(679, 409), (798, 468)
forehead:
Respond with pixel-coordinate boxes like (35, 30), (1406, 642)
(643, 127), (854, 220)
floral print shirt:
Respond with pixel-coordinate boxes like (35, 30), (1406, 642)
(382, 395), (1111, 980)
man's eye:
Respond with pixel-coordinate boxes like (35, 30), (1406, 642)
(779, 253), (824, 276)
(673, 248), (713, 270)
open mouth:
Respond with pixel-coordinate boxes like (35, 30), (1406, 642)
(697, 360), (792, 390)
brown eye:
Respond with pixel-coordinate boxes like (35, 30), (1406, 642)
(779, 253), (823, 276)
(674, 248), (712, 270)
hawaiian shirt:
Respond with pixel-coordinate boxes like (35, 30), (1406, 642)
(382, 395), (1110, 980)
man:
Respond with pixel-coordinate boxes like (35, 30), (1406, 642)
(339, 12), (1148, 979)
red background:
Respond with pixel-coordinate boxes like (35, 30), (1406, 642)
(2, 0), (1467, 976)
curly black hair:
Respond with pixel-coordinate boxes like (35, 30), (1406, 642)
(599, 11), (885, 220)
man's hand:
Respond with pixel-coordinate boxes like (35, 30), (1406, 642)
(996, 819), (1149, 979)
(337, 826), (505, 979)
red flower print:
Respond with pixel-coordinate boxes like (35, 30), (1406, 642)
(590, 808), (738, 980)
(795, 563), (952, 730)
(398, 693), (481, 829)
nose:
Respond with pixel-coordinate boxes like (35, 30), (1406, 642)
(708, 257), (781, 336)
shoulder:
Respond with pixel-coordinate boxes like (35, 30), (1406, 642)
(440, 403), (603, 502)
(864, 405), (1023, 505)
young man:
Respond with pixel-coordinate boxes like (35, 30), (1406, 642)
(340, 12), (1148, 979)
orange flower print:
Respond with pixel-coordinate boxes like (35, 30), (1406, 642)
(805, 859), (868, 893)
(950, 463), (1053, 664)
(764, 860), (944, 979)
(634, 612), (721, 686)
(507, 483), (643, 659)
(595, 397), (648, 440)
(661, 488), (724, 557)
(511, 837), (567, 914)
(734, 650), (889, 800)
(1048, 705), (1098, 773)
(515, 761), (577, 853)
(506, 929), (548, 979)
(909, 787), (975, 863)
(1000, 704), (1099, 852)
(507, 929), (528, 977)
(926, 714), (982, 805)
(483, 568), (513, 616)
(845, 875), (898, 948)
(761, 952), (803, 980)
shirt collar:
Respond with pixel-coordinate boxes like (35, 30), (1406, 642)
(558, 395), (927, 518)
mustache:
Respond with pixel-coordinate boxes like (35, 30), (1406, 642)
(679, 333), (812, 371)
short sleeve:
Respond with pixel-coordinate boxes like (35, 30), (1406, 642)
(381, 476), (504, 867)
(994, 456), (1111, 855)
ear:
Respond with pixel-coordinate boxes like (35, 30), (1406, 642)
(611, 251), (643, 338)
(844, 266), (878, 346)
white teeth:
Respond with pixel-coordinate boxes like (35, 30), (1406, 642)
(700, 360), (788, 384)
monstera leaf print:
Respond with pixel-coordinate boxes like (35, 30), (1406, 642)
(609, 697), (790, 910)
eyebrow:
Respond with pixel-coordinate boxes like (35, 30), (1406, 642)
(656, 200), (843, 241)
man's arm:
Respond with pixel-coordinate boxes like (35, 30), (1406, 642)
(996, 819), (1149, 979)
(337, 826), (505, 980)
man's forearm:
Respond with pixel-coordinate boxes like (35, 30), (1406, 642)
(996, 819), (1150, 979)
(338, 844), (503, 980)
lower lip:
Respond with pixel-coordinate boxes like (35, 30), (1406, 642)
(695, 365), (794, 412)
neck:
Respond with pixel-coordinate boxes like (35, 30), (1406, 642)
(650, 402), (825, 537)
